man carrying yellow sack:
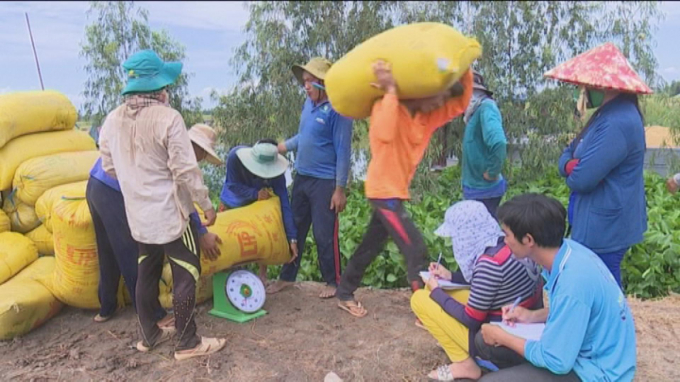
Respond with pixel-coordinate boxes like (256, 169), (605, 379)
(98, 49), (226, 360)
(335, 61), (473, 318)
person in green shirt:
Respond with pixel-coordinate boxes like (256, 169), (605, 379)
(460, 70), (508, 219)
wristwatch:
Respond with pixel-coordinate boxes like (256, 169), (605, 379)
(290, 239), (298, 244)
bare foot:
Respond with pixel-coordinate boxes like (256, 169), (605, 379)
(266, 280), (293, 294)
(319, 285), (336, 299)
(427, 358), (482, 380)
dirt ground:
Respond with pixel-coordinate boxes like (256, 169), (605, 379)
(1, 282), (679, 381)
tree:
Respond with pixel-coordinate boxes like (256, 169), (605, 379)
(80, 1), (203, 127)
(213, 1), (663, 189)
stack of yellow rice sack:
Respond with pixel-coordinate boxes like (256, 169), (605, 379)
(0, 90), (96, 339)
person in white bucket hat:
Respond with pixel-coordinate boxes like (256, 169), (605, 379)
(218, 140), (299, 283)
(410, 200), (542, 381)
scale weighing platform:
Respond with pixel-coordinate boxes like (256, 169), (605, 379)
(209, 269), (267, 323)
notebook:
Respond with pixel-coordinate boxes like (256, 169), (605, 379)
(419, 271), (471, 290)
(490, 321), (545, 341)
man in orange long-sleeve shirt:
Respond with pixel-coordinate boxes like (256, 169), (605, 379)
(336, 61), (473, 318)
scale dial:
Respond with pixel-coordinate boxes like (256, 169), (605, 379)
(225, 270), (266, 313)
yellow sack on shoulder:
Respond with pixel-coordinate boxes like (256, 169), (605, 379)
(0, 231), (39, 284)
(2, 197), (40, 234)
(0, 90), (77, 149)
(26, 224), (54, 256)
(325, 22), (482, 119)
(0, 209), (9, 233)
(51, 197), (100, 309)
(201, 197), (291, 276)
(13, 151), (99, 206)
(0, 129), (96, 190)
(0, 257), (63, 340)
(35, 180), (88, 233)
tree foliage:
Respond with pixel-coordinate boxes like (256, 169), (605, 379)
(212, 1), (662, 190)
(80, 1), (203, 128)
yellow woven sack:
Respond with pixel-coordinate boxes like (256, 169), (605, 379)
(2, 197), (40, 234)
(0, 90), (77, 149)
(51, 197), (100, 309)
(0, 231), (39, 284)
(0, 209), (9, 233)
(26, 224), (54, 256)
(201, 197), (291, 276)
(13, 151), (99, 206)
(0, 129), (96, 190)
(325, 22), (482, 119)
(35, 180), (88, 233)
(159, 274), (213, 309)
(0, 257), (63, 340)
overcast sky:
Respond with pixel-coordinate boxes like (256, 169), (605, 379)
(2, 1), (679, 111)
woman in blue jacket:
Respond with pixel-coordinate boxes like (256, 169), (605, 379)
(548, 42), (651, 288)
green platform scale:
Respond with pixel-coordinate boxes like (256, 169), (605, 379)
(209, 269), (267, 323)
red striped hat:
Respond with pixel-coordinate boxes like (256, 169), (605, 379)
(544, 42), (653, 95)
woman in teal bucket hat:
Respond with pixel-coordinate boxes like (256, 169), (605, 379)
(121, 49), (182, 95)
(98, 49), (226, 360)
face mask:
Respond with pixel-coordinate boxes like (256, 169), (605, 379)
(572, 88), (605, 109)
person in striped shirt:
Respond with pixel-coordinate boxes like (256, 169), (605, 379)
(411, 200), (543, 381)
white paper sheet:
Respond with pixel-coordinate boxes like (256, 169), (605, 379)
(419, 271), (471, 290)
(490, 322), (545, 341)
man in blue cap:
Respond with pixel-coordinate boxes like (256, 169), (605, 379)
(98, 49), (226, 360)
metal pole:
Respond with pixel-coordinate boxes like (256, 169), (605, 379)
(25, 12), (45, 90)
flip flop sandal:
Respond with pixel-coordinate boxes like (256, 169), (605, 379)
(157, 315), (175, 330)
(337, 300), (368, 318)
(93, 314), (112, 323)
(428, 365), (456, 382)
(136, 328), (175, 352)
(174, 337), (227, 361)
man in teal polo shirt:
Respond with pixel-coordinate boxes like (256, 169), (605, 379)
(460, 70), (507, 219)
(475, 193), (636, 381)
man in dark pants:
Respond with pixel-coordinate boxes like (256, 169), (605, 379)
(87, 124), (223, 324)
(98, 50), (225, 360)
(267, 57), (353, 299)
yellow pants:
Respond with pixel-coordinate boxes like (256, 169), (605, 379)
(411, 288), (471, 362)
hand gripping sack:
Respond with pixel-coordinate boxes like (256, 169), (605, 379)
(0, 90), (77, 149)
(0, 231), (39, 284)
(325, 22), (482, 119)
(0, 257), (63, 340)
(51, 197), (100, 309)
(200, 197), (291, 276)
(0, 129), (96, 190)
(13, 151), (99, 205)
(35, 180), (88, 233)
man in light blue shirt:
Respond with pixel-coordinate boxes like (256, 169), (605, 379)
(267, 57), (353, 299)
(476, 193), (636, 382)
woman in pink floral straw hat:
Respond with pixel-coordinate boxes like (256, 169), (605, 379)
(547, 42), (650, 289)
